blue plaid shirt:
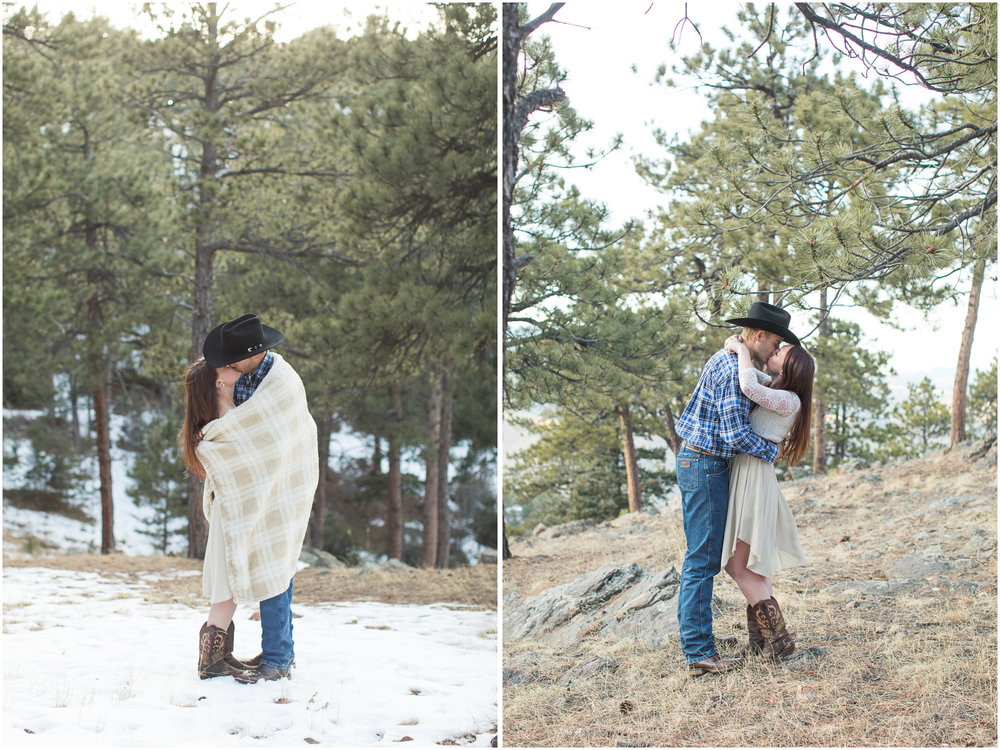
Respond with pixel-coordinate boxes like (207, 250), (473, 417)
(675, 349), (778, 463)
(233, 351), (274, 406)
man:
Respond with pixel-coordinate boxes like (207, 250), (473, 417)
(673, 301), (799, 677)
(201, 313), (318, 684)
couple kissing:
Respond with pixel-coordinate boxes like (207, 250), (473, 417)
(674, 301), (815, 677)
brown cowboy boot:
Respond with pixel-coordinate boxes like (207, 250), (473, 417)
(198, 622), (247, 679)
(235, 653), (295, 670)
(714, 634), (739, 648)
(688, 652), (744, 678)
(235, 663), (292, 684)
(739, 602), (765, 657)
(222, 622), (253, 671)
(240, 653), (262, 669)
(750, 597), (795, 660)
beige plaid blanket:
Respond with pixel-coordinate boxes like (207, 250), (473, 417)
(197, 353), (319, 604)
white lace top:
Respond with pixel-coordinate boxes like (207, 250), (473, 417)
(739, 368), (800, 443)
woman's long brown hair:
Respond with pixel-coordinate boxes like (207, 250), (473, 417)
(180, 358), (218, 480)
(769, 345), (815, 466)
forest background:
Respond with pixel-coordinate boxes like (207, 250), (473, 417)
(3, 2), (498, 567)
(502, 2), (997, 536)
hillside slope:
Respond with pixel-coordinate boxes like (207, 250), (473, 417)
(502, 438), (997, 747)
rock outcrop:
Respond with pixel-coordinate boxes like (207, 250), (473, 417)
(504, 562), (682, 646)
(298, 545), (345, 568)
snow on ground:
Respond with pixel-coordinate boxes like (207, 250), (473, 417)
(3, 411), (167, 556)
(2, 505), (99, 554)
(2, 567), (497, 748)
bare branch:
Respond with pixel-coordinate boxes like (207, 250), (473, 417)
(515, 3), (565, 42)
(749, 4), (777, 58)
(792, 3), (981, 94)
(672, 2), (703, 47)
(933, 191), (998, 236)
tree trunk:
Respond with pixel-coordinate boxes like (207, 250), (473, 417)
(501, 2), (564, 567)
(186, 237), (214, 559)
(436, 368), (453, 568)
(502, 3), (566, 334)
(812, 287), (829, 474)
(617, 404), (641, 513)
(82, 111), (114, 554)
(70, 376), (80, 448)
(86, 253), (114, 554)
(836, 404), (846, 461)
(310, 418), (332, 550)
(161, 504), (169, 555)
(97, 368), (114, 554)
(421, 370), (443, 567)
(387, 382), (404, 560)
(950, 259), (985, 447)
(90, 316), (114, 555)
(372, 436), (383, 475)
(501, 3), (520, 336)
(811, 395), (827, 472)
(662, 401), (682, 456)
(187, 5), (222, 559)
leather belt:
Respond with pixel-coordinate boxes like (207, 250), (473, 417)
(682, 442), (718, 458)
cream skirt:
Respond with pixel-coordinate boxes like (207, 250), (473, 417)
(202, 514), (233, 604)
(721, 452), (806, 577)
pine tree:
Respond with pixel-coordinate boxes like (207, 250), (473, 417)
(3, 10), (177, 553)
(810, 319), (895, 466)
(502, 3), (567, 558)
(300, 5), (496, 566)
(883, 377), (952, 459)
(637, 5), (895, 468)
(503, 4), (687, 543)
(641, 3), (992, 467)
(504, 410), (626, 529)
(131, 3), (351, 557)
(669, 3), (996, 283)
(125, 410), (188, 554)
(668, 3), (996, 446)
(4, 4), (495, 566)
(505, 406), (675, 529)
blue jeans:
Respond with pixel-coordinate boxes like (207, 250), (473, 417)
(676, 446), (730, 663)
(259, 579), (294, 669)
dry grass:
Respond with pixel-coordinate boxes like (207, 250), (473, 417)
(503, 447), (997, 747)
(2, 553), (497, 609)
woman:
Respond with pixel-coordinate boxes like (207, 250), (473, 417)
(721, 334), (814, 661)
(180, 358), (254, 679)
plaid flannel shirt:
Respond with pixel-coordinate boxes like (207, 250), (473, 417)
(675, 349), (778, 463)
(233, 351), (274, 406)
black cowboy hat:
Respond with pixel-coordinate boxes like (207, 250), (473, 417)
(202, 313), (285, 367)
(725, 301), (800, 346)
